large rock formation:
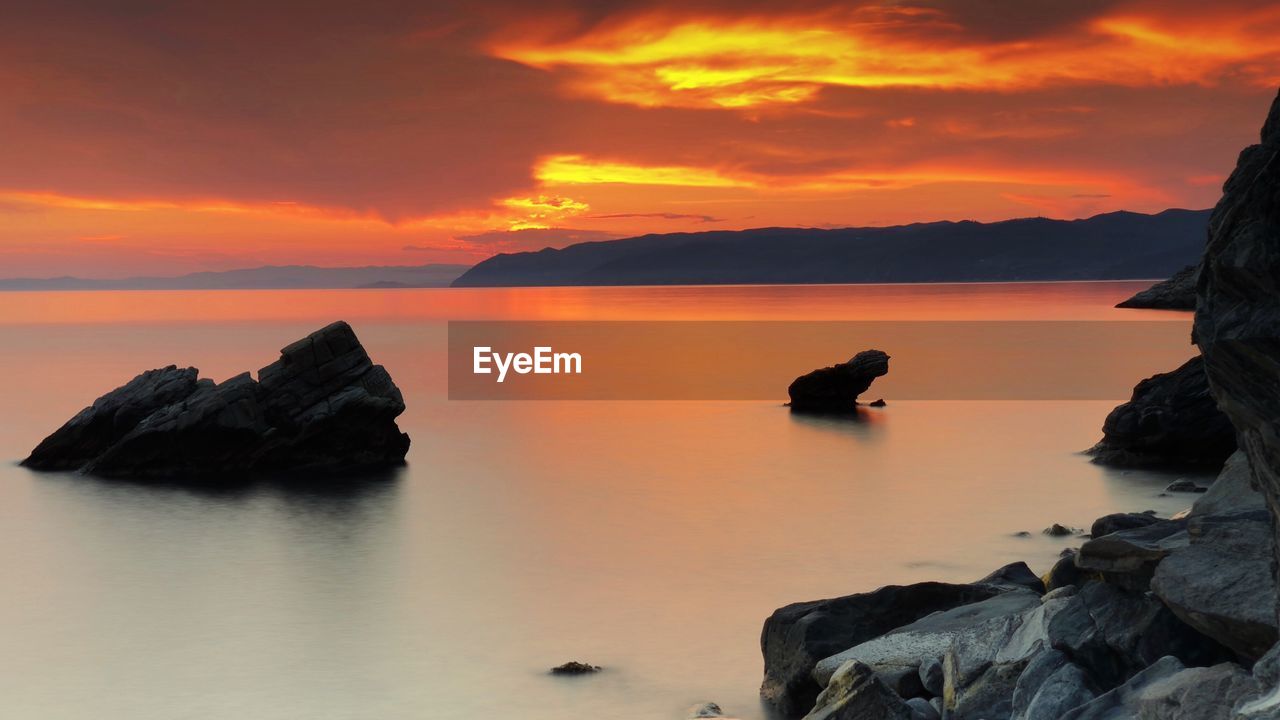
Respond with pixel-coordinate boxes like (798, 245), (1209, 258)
(1087, 355), (1236, 469)
(1116, 264), (1199, 310)
(22, 321), (410, 479)
(788, 350), (890, 413)
(1195, 87), (1280, 715)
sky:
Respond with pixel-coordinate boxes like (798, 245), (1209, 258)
(2, 0), (1280, 278)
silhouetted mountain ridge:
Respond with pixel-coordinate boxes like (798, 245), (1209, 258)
(452, 209), (1210, 287)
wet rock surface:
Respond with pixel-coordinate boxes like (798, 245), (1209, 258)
(22, 321), (410, 479)
(1116, 264), (1199, 310)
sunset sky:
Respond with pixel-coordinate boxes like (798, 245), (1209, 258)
(3, 0), (1280, 277)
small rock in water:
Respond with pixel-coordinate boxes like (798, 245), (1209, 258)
(1012, 530), (1032, 538)
(1165, 479), (1201, 492)
(868, 398), (887, 407)
(550, 661), (601, 675)
(1042, 523), (1077, 537)
(686, 702), (724, 718)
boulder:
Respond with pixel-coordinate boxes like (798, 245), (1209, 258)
(1116, 264), (1199, 310)
(1046, 581), (1229, 689)
(1011, 649), (1098, 720)
(1090, 512), (1160, 538)
(804, 661), (913, 720)
(1075, 518), (1188, 590)
(1044, 550), (1085, 593)
(1190, 450), (1264, 519)
(918, 656), (944, 697)
(788, 350), (889, 413)
(1087, 355), (1236, 469)
(1043, 523), (1078, 537)
(903, 696), (938, 720)
(813, 591), (1041, 687)
(1151, 509), (1278, 663)
(22, 321), (410, 479)
(760, 580), (1003, 716)
(976, 561), (1046, 594)
(1060, 656), (1258, 720)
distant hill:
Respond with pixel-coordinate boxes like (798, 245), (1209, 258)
(452, 209), (1211, 288)
(0, 263), (471, 291)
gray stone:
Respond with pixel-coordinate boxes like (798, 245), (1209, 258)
(788, 350), (889, 413)
(1191, 450), (1265, 519)
(814, 591), (1040, 686)
(804, 661), (913, 720)
(22, 321), (410, 479)
(1117, 264), (1198, 311)
(1091, 512), (1161, 538)
(918, 656), (944, 697)
(904, 696), (938, 720)
(1020, 660), (1097, 720)
(1087, 355), (1236, 470)
(1061, 656), (1258, 720)
(687, 702), (725, 718)
(1075, 518), (1188, 590)
(761, 581), (1003, 716)
(1151, 509), (1278, 662)
(1044, 550), (1084, 593)
(1043, 523), (1078, 536)
(976, 561), (1046, 594)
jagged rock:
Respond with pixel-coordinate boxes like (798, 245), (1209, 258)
(788, 350), (890, 413)
(1091, 512), (1161, 538)
(1043, 523), (1077, 537)
(22, 366), (203, 470)
(976, 561), (1046, 594)
(1151, 509), (1278, 662)
(1116, 264), (1199, 310)
(918, 656), (944, 697)
(760, 581), (1002, 715)
(550, 661), (601, 675)
(1060, 656), (1258, 720)
(813, 591), (1041, 687)
(1011, 649), (1098, 720)
(1075, 518), (1188, 590)
(1087, 355), (1236, 469)
(869, 398), (888, 408)
(904, 696), (938, 720)
(1191, 450), (1264, 519)
(1044, 550), (1085, 592)
(1046, 582), (1229, 688)
(21, 321), (410, 479)
(804, 661), (913, 720)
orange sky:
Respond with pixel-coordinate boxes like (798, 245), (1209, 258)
(2, 0), (1279, 277)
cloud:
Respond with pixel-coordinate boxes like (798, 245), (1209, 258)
(587, 212), (725, 222)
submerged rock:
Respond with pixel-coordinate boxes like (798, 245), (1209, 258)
(788, 350), (889, 413)
(1116, 264), (1199, 310)
(1043, 523), (1078, 537)
(1087, 355), (1236, 470)
(550, 661), (601, 675)
(21, 321), (410, 479)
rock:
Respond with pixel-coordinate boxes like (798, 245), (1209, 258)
(788, 350), (890, 413)
(1075, 518), (1188, 590)
(760, 581), (1003, 716)
(1043, 523), (1077, 537)
(1116, 264), (1199, 310)
(1086, 355), (1236, 470)
(550, 661), (601, 675)
(904, 696), (939, 720)
(1166, 479), (1202, 492)
(1046, 581), (1229, 688)
(918, 656), (944, 697)
(22, 366), (203, 470)
(1013, 530), (1032, 538)
(1060, 656), (1258, 720)
(1011, 649), (1098, 720)
(804, 661), (913, 720)
(813, 590), (1041, 687)
(22, 322), (410, 479)
(869, 398), (887, 408)
(977, 561), (1047, 594)
(1090, 512), (1162, 538)
(1151, 509), (1278, 663)
(928, 697), (942, 716)
(1191, 450), (1265, 519)
(687, 702), (725, 718)
(1044, 550), (1085, 593)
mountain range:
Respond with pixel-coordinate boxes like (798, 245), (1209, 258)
(451, 209), (1210, 287)
(0, 263), (470, 291)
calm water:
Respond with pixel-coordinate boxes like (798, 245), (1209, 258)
(0, 283), (1208, 720)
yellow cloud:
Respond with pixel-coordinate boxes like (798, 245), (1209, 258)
(535, 155), (754, 187)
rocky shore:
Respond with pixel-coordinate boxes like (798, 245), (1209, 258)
(758, 89), (1280, 719)
(22, 321), (410, 479)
